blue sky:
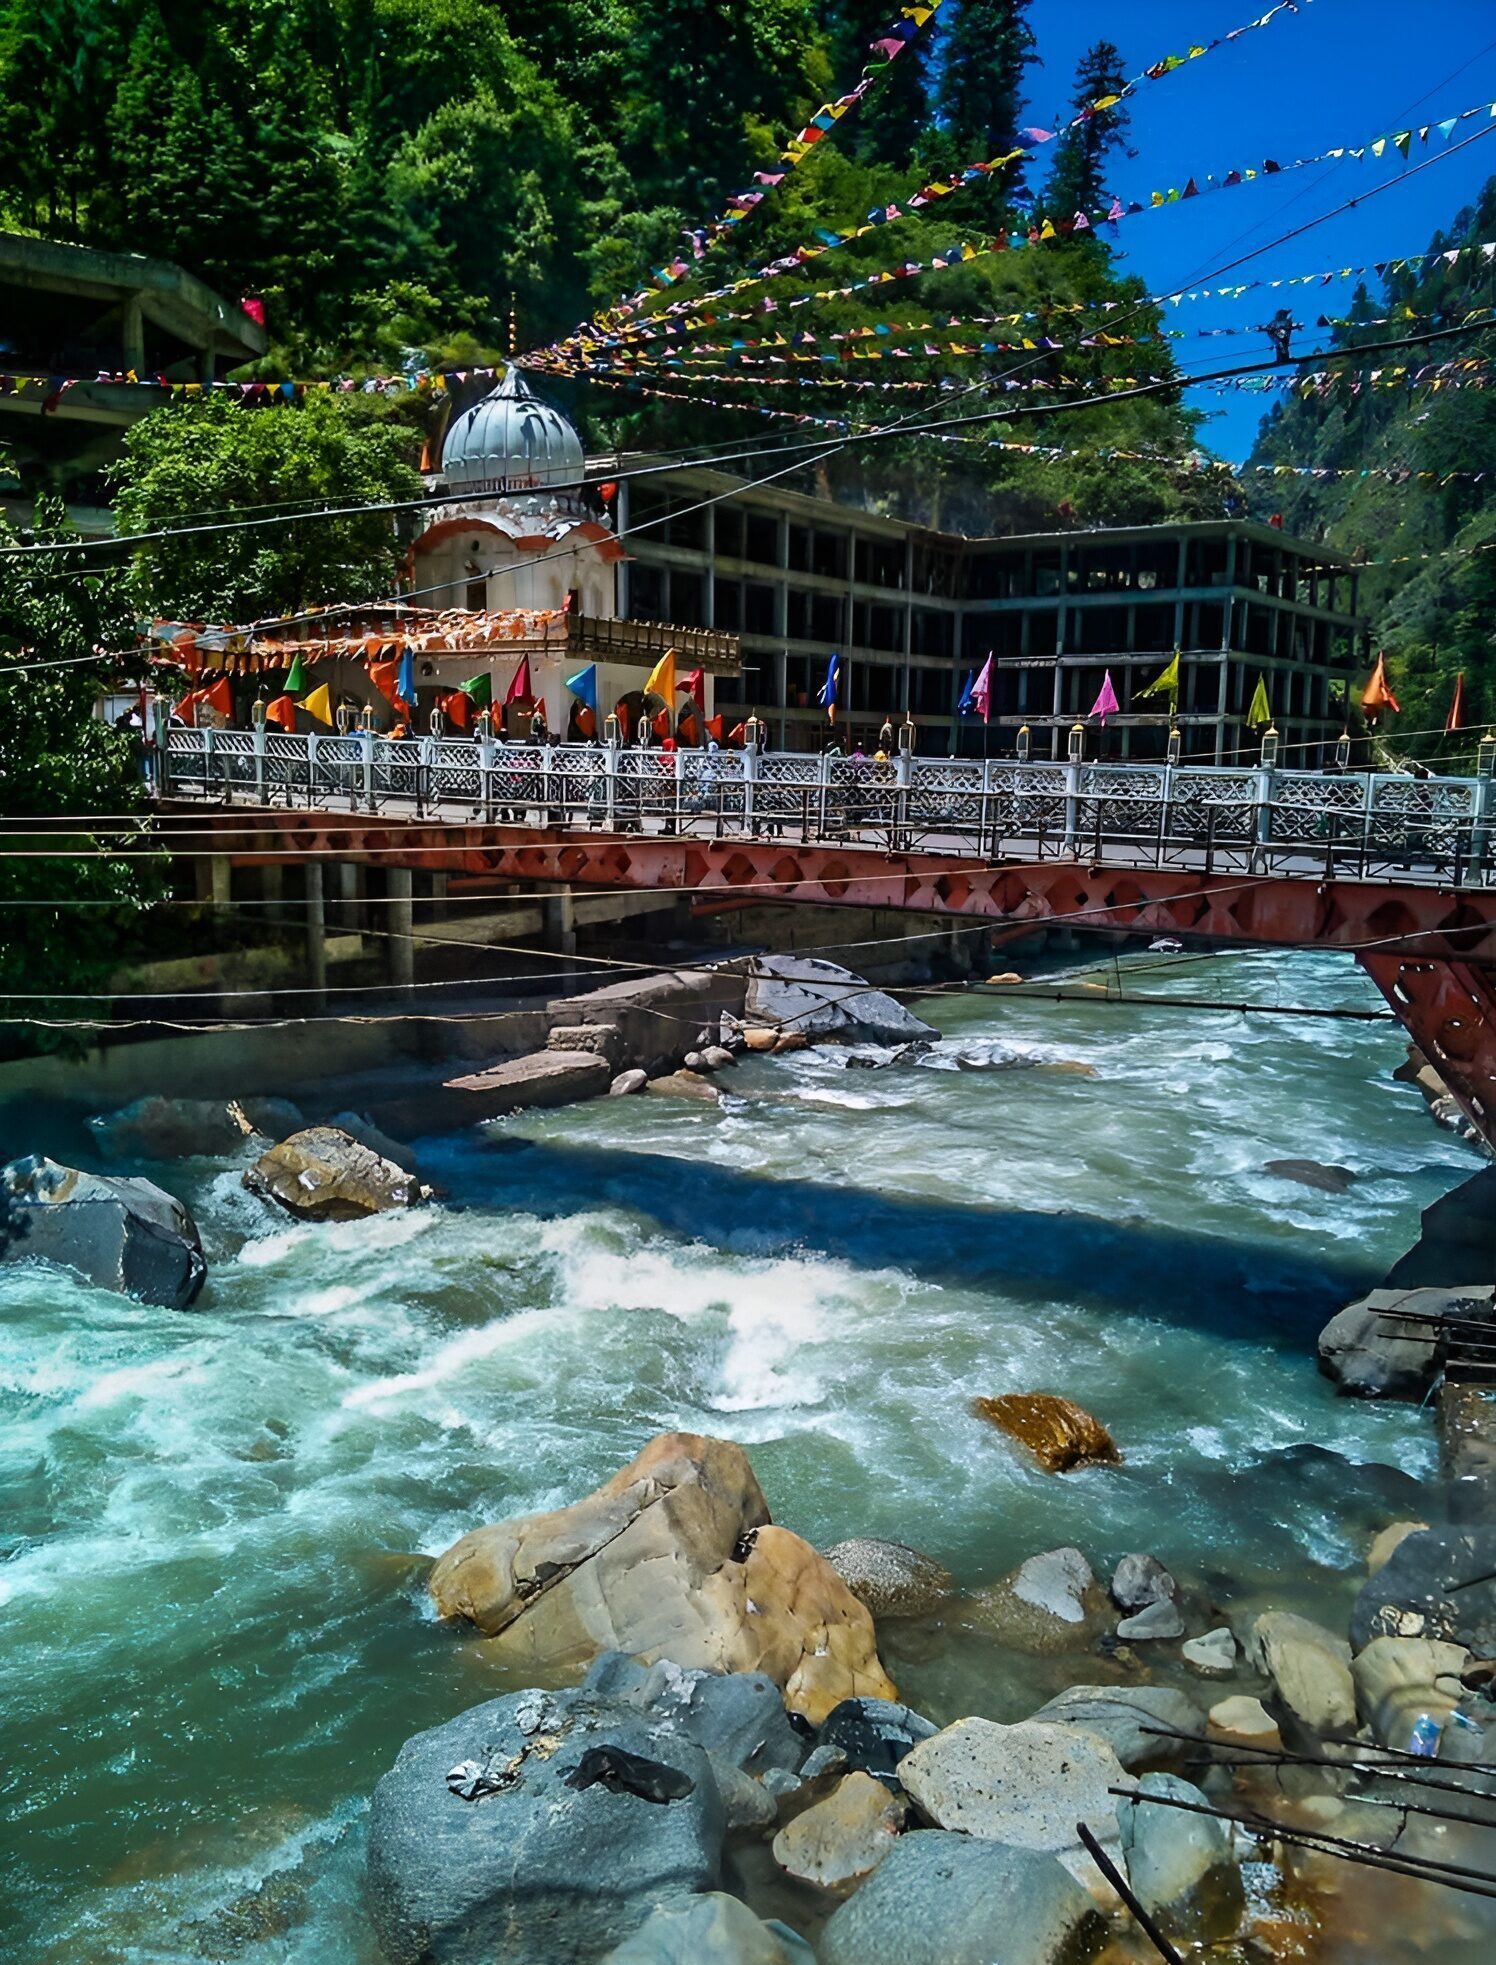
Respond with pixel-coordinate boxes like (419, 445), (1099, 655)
(1022, 0), (1496, 458)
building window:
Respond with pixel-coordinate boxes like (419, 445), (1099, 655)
(631, 563), (666, 620)
(746, 512), (779, 565)
(466, 576), (486, 611)
(671, 570), (705, 626)
(745, 582), (777, 635)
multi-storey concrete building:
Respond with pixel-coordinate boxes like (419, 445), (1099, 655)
(615, 462), (1366, 763)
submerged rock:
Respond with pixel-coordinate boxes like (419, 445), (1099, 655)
(602, 1895), (814, 1965)
(244, 1126), (424, 1221)
(87, 1093), (303, 1161)
(771, 1770), (907, 1889)
(366, 1685), (723, 1965)
(817, 1830), (1101, 1965)
(821, 1537), (955, 1618)
(1263, 1158), (1357, 1193)
(1111, 1553), (1177, 1613)
(970, 1392), (1120, 1472)
(740, 955), (936, 1046)
(1118, 1772), (1245, 1943)
(1207, 1696), (1281, 1753)
(0, 1154), (206, 1309)
(427, 1432), (895, 1724)
(963, 1546), (1107, 1654)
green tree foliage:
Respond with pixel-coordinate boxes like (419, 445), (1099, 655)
(1041, 40), (1131, 230)
(0, 501), (164, 1014)
(112, 394), (423, 621)
(1245, 176), (1496, 753)
(934, 0), (1034, 207)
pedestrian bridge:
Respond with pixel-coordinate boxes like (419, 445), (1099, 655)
(157, 729), (1496, 1149)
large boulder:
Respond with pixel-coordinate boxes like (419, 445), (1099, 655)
(817, 1829), (1103, 1965)
(821, 1537), (954, 1618)
(971, 1393), (1120, 1472)
(1352, 1635), (1469, 1751)
(0, 1154), (205, 1309)
(897, 1716), (1130, 1890)
(581, 1653), (806, 1782)
(817, 1697), (938, 1786)
(961, 1547), (1108, 1654)
(366, 1685), (724, 1965)
(87, 1093), (304, 1160)
(1118, 1773), (1245, 1943)
(1240, 1611), (1355, 1740)
(1029, 1685), (1203, 1775)
(1352, 1526), (1496, 1655)
(770, 1770), (907, 1889)
(739, 956), (936, 1046)
(428, 1433), (895, 1724)
(602, 1896), (814, 1965)
(1317, 1286), (1496, 1399)
(244, 1126), (425, 1221)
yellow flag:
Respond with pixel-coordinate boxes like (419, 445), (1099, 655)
(643, 649), (677, 703)
(302, 682), (335, 726)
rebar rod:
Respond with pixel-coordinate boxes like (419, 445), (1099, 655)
(1075, 1821), (1185, 1964)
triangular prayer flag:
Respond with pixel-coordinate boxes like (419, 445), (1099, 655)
(956, 669), (976, 715)
(1247, 676), (1272, 730)
(396, 649), (416, 712)
(1361, 651), (1401, 717)
(643, 649), (677, 702)
(460, 670), (493, 709)
(679, 666), (705, 710)
(369, 658), (405, 712)
(1089, 671), (1120, 723)
(565, 664), (599, 711)
(706, 714), (726, 743)
(817, 650), (841, 723)
(442, 689), (472, 731)
(264, 695), (296, 731)
(302, 683), (334, 727)
(1445, 671), (1468, 733)
(1137, 651), (1180, 706)
(970, 653), (993, 724)
(206, 675), (233, 716)
(504, 654), (533, 705)
(284, 652), (308, 695)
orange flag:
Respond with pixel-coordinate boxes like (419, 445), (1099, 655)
(1446, 671), (1467, 733)
(1361, 651), (1401, 718)
(651, 707), (671, 740)
(264, 694), (297, 730)
(705, 714), (725, 743)
(369, 658), (411, 715)
(441, 689), (473, 730)
(206, 674), (233, 717)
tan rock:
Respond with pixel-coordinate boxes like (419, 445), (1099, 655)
(428, 1432), (894, 1724)
(645, 1069), (720, 1103)
(742, 1027), (780, 1052)
(1207, 1696), (1281, 1752)
(971, 1392), (1121, 1472)
(243, 1126), (423, 1220)
(1368, 1520), (1429, 1576)
(1243, 1611), (1355, 1738)
(772, 1031), (810, 1054)
(987, 972), (1024, 985)
(1352, 1635), (1469, 1748)
(771, 1772), (907, 1889)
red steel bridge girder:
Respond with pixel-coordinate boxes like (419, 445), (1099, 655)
(168, 810), (1496, 1150)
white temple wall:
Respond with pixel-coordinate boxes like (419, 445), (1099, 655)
(415, 530), (616, 618)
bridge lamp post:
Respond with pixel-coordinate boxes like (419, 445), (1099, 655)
(1480, 732), (1496, 781)
(1166, 724), (1181, 768)
(1260, 724), (1281, 769)
(1016, 723), (1031, 763)
(1067, 722), (1086, 765)
(1336, 729), (1352, 773)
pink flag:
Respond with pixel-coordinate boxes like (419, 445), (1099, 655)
(1089, 670), (1120, 723)
(971, 653), (994, 724)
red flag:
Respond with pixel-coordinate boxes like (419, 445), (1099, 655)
(651, 707), (671, 740)
(616, 701), (632, 743)
(728, 720), (747, 746)
(205, 674), (233, 717)
(176, 689), (203, 725)
(370, 658), (411, 716)
(677, 710), (701, 747)
(574, 704), (598, 740)
(705, 714), (725, 743)
(1361, 651), (1401, 719)
(264, 694), (297, 730)
(442, 689), (473, 730)
(679, 666), (705, 710)
(504, 655), (532, 705)
(1446, 672), (1468, 733)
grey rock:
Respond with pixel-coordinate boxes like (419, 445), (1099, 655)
(702, 1046), (737, 1070)
(822, 1537), (954, 1618)
(1318, 1287), (1496, 1400)
(1241, 1611), (1355, 1739)
(444, 1049), (612, 1118)
(1031, 1685), (1203, 1774)
(610, 1069), (649, 1096)
(818, 1697), (939, 1785)
(741, 955), (936, 1047)
(1182, 1627), (1238, 1676)
(1119, 1773), (1245, 1942)
(87, 1093), (304, 1160)
(683, 1051), (709, 1072)
(548, 1022), (624, 1068)
(1012, 1545), (1094, 1622)
(328, 1111), (419, 1175)
(581, 1654), (806, 1779)
(603, 1895), (815, 1965)
(1, 1154), (205, 1309)
(961, 1546), (1106, 1654)
(798, 1743), (850, 1781)
(1263, 1158), (1357, 1193)
(366, 1686), (724, 1965)
(1111, 1552), (1177, 1613)
(761, 1766), (801, 1800)
(1352, 1526), (1496, 1655)
(1117, 1599), (1186, 1642)
(818, 1830), (1101, 1965)
(712, 1759), (778, 1830)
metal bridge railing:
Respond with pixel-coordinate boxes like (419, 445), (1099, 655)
(155, 728), (1496, 889)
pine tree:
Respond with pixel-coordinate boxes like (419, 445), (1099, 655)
(828, 0), (931, 171)
(938, 0), (1034, 162)
(1041, 40), (1131, 234)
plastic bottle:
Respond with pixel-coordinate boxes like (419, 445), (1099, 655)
(1407, 1712), (1443, 1758)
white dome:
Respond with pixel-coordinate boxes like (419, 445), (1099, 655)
(441, 367), (584, 496)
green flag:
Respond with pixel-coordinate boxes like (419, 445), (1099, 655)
(285, 652), (309, 696)
(1247, 676), (1272, 730)
(1137, 650), (1180, 706)
(461, 670), (493, 708)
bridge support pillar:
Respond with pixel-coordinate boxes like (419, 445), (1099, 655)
(1360, 953), (1496, 1154)
(304, 860), (327, 1009)
(388, 869), (415, 988)
(544, 884), (577, 958)
(196, 854), (232, 909)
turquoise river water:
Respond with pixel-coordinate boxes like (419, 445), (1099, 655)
(0, 948), (1484, 1963)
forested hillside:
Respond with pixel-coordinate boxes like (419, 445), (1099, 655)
(0, 0), (1221, 532)
(1246, 177), (1496, 750)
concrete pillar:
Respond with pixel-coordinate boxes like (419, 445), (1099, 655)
(336, 860), (360, 932)
(305, 860), (327, 1007)
(430, 871), (449, 922)
(121, 296), (145, 371)
(196, 853), (231, 907)
(388, 867), (415, 986)
(543, 883), (577, 957)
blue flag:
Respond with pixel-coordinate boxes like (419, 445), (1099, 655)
(565, 663), (598, 712)
(396, 648), (416, 710)
(817, 651), (841, 723)
(957, 669), (976, 715)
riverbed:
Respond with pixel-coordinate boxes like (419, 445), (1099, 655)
(0, 948), (1479, 1963)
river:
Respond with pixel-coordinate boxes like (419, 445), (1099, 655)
(0, 947), (1481, 1963)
